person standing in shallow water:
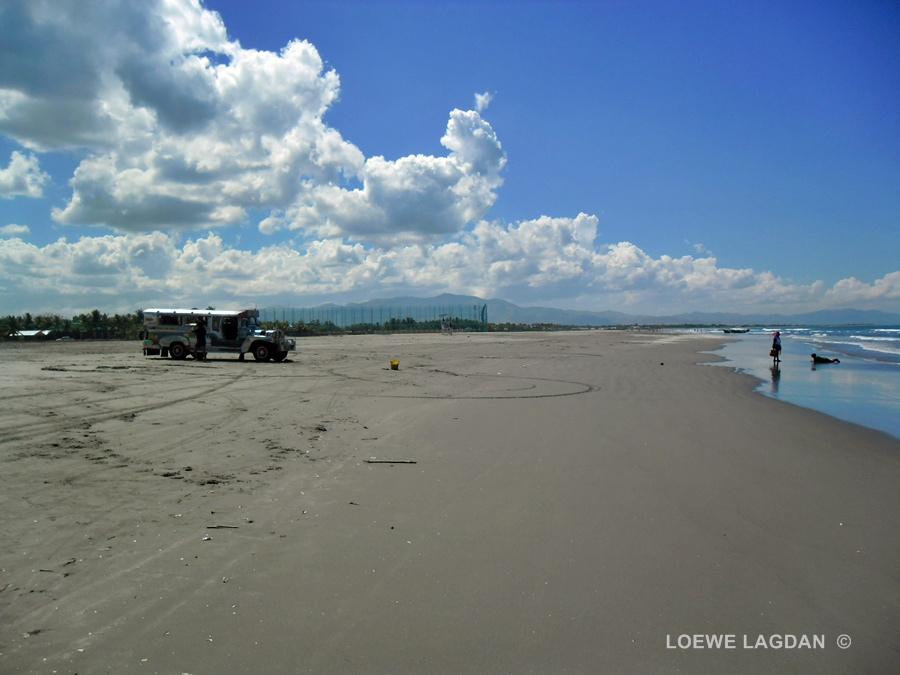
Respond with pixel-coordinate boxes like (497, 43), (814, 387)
(771, 331), (782, 365)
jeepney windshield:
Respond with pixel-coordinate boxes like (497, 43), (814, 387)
(242, 315), (262, 333)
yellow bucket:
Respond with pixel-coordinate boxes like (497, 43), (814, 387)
(390, 359), (400, 370)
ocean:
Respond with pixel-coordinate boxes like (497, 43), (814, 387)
(697, 325), (900, 440)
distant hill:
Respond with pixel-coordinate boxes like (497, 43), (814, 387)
(267, 294), (900, 326)
(635, 308), (900, 326)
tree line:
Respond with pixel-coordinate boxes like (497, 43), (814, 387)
(265, 317), (570, 335)
(2, 310), (583, 341)
(1, 310), (145, 340)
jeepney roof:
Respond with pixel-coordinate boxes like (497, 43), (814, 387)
(143, 308), (257, 318)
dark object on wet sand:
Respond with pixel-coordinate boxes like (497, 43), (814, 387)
(811, 353), (840, 364)
(364, 459), (417, 464)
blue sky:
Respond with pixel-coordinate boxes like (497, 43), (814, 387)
(0, 0), (898, 315)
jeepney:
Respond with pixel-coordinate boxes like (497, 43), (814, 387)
(141, 308), (295, 361)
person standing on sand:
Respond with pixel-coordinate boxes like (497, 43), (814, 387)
(771, 331), (782, 364)
(194, 317), (207, 360)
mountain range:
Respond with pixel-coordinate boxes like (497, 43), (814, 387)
(272, 294), (900, 326)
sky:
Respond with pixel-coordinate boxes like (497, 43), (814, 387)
(0, 0), (898, 316)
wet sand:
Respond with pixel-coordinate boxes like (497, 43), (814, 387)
(1, 332), (898, 674)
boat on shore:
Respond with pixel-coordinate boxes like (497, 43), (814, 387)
(722, 327), (750, 334)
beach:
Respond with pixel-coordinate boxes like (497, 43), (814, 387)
(1, 331), (899, 674)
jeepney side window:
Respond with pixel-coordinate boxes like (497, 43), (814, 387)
(211, 317), (221, 331)
(158, 315), (179, 326)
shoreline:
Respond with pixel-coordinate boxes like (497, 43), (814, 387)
(2, 332), (898, 674)
(705, 333), (900, 440)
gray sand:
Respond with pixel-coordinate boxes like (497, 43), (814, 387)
(1, 332), (898, 673)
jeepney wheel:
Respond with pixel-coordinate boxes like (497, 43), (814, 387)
(272, 351), (287, 362)
(252, 343), (271, 361)
(169, 342), (188, 359)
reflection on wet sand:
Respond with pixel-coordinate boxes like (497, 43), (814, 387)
(769, 365), (781, 394)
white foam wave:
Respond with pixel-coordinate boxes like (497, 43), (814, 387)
(851, 335), (900, 342)
(814, 338), (900, 357)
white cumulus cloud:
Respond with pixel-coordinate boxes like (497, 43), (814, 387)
(1, 223), (896, 315)
(1, 1), (504, 243)
(0, 151), (49, 198)
(274, 108), (506, 243)
(823, 272), (900, 306)
(1, 1), (364, 233)
(474, 91), (493, 113)
(0, 223), (30, 237)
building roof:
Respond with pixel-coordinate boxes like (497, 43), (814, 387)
(12, 329), (51, 337)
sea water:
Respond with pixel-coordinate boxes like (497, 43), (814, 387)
(703, 326), (900, 440)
